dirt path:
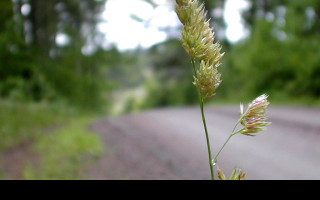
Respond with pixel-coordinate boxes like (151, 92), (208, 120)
(87, 105), (320, 180)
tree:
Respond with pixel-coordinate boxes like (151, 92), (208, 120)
(225, 0), (320, 100)
(0, 0), (111, 110)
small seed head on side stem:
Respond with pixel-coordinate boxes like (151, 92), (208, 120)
(240, 94), (271, 136)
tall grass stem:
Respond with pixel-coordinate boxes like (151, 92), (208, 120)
(192, 58), (215, 180)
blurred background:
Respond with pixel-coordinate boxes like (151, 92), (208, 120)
(0, 0), (319, 180)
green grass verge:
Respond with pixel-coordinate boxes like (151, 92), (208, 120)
(24, 116), (103, 180)
(0, 101), (68, 150)
(0, 101), (103, 180)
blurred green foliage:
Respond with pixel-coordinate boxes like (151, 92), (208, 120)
(0, 0), (112, 110)
(2, 0), (319, 111)
(222, 0), (320, 104)
(0, 101), (68, 150)
(0, 100), (102, 179)
(25, 116), (103, 180)
(0, 0), (107, 179)
(142, 40), (199, 108)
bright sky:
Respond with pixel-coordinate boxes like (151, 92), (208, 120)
(224, 0), (250, 43)
(99, 0), (250, 51)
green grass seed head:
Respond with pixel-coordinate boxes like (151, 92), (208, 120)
(176, 0), (224, 99)
(193, 60), (221, 99)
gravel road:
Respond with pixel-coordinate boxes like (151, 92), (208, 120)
(87, 105), (320, 180)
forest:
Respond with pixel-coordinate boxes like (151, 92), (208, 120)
(0, 0), (319, 179)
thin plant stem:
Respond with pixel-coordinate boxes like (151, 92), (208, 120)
(200, 97), (215, 180)
(213, 120), (242, 164)
(192, 58), (215, 180)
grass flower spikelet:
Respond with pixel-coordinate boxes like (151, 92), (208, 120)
(229, 167), (246, 180)
(240, 94), (271, 136)
(193, 60), (221, 99)
(176, 0), (224, 99)
(217, 166), (246, 180)
(176, 0), (224, 66)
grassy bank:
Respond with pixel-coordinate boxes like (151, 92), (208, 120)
(0, 101), (103, 180)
